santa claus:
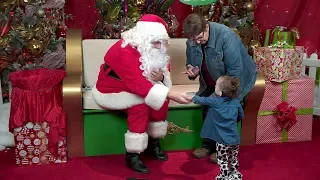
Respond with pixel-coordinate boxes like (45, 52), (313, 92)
(92, 14), (190, 173)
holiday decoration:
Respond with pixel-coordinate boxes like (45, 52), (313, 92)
(9, 68), (67, 166)
(42, 44), (65, 69)
(26, 39), (45, 58)
(198, 0), (262, 54)
(263, 26), (300, 48)
(270, 26), (300, 47)
(256, 77), (314, 144)
(0, 0), (28, 11)
(0, 0), (71, 102)
(13, 122), (67, 166)
(253, 46), (304, 83)
(94, 0), (179, 38)
(179, 0), (216, 6)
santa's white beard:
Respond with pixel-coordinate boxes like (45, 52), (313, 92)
(139, 48), (169, 83)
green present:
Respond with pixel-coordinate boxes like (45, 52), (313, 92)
(270, 26), (300, 47)
(256, 77), (314, 144)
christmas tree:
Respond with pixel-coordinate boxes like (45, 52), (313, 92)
(205, 0), (261, 53)
(93, 0), (179, 39)
(181, 0), (261, 54)
(0, 0), (71, 103)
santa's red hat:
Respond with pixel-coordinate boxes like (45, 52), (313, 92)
(136, 14), (168, 37)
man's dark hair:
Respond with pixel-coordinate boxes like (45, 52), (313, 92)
(220, 76), (240, 99)
(183, 13), (207, 38)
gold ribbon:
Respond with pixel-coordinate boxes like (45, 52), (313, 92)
(167, 122), (193, 135)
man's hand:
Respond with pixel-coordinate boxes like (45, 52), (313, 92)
(168, 91), (192, 104)
(182, 64), (199, 78)
(151, 69), (164, 82)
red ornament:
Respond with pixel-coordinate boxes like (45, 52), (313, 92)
(1, 13), (12, 37)
(0, 21), (10, 37)
(212, 14), (220, 22)
(56, 26), (66, 38)
(45, 8), (51, 15)
(220, 0), (228, 6)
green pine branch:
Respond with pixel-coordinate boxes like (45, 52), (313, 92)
(0, 2), (70, 101)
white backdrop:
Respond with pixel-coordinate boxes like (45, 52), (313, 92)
(0, 79), (14, 151)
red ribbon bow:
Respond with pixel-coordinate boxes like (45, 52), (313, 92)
(276, 102), (297, 129)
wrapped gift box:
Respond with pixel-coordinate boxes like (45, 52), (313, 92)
(13, 122), (67, 166)
(256, 76), (314, 144)
(270, 27), (299, 46)
(253, 46), (304, 83)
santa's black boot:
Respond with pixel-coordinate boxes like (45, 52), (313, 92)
(125, 152), (149, 174)
(146, 137), (168, 161)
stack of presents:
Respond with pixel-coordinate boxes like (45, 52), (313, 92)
(253, 26), (314, 144)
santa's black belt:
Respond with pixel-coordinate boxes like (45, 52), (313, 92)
(104, 63), (121, 80)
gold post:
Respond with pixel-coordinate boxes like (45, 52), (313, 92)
(64, 29), (84, 157)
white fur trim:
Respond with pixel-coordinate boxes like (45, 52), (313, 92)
(162, 70), (172, 89)
(136, 21), (167, 37)
(145, 84), (169, 111)
(92, 85), (144, 110)
(124, 131), (148, 153)
(147, 120), (168, 138)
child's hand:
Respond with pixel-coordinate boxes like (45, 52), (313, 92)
(151, 69), (164, 82)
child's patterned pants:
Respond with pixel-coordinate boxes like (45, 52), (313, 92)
(216, 142), (242, 180)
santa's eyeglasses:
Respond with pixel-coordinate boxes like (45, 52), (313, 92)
(151, 40), (169, 48)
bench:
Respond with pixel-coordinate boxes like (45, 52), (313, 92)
(64, 29), (208, 157)
(63, 29), (267, 157)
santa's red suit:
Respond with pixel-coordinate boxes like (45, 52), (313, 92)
(92, 15), (172, 157)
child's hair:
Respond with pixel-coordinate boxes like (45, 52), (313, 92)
(219, 76), (240, 98)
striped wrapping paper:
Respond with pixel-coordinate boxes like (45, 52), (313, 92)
(256, 76), (314, 144)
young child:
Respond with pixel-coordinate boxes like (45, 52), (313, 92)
(188, 76), (244, 180)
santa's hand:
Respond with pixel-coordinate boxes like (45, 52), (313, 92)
(168, 91), (192, 104)
(186, 95), (194, 101)
(151, 69), (164, 82)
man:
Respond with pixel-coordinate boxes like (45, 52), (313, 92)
(182, 14), (257, 163)
(92, 14), (191, 174)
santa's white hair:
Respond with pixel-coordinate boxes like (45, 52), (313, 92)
(121, 26), (170, 84)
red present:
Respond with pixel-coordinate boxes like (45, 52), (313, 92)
(253, 46), (304, 83)
(255, 76), (314, 144)
(9, 69), (67, 166)
(13, 122), (67, 166)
